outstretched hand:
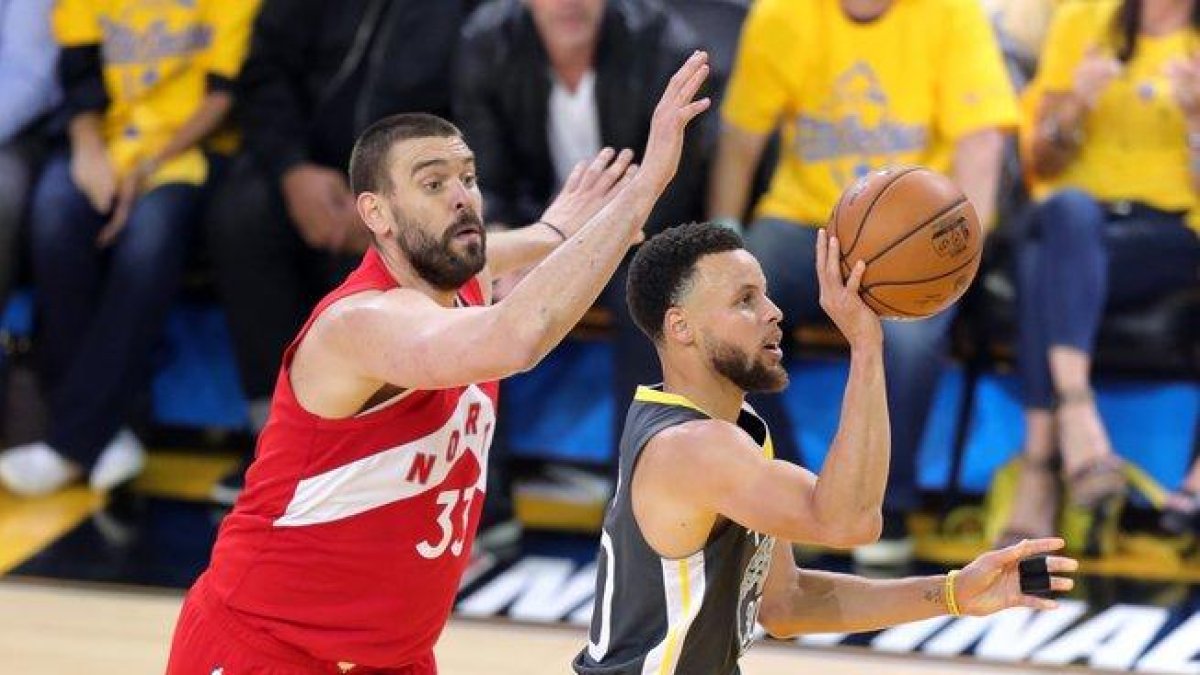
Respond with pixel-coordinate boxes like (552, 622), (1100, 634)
(539, 147), (638, 241)
(955, 537), (1078, 616)
(638, 51), (711, 193)
(536, 51), (709, 245)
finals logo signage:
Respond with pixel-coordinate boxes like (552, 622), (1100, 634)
(457, 554), (1200, 672)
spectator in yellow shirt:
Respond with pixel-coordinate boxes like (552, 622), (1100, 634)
(1000, 0), (1200, 544)
(709, 0), (1018, 565)
(0, 0), (259, 497)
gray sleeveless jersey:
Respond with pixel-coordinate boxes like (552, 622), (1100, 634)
(573, 386), (777, 675)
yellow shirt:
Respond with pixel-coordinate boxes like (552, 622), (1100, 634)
(53, 0), (259, 186)
(722, 0), (1019, 225)
(1028, 0), (1199, 223)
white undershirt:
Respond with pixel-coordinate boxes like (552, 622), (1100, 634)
(547, 69), (602, 188)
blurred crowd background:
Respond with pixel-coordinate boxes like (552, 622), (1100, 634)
(0, 0), (1196, 571)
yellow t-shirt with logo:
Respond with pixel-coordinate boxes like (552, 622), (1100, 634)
(722, 0), (1019, 226)
(1027, 0), (1199, 225)
(52, 0), (259, 187)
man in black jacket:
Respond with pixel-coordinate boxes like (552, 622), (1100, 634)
(456, 0), (711, 473)
(206, 0), (477, 503)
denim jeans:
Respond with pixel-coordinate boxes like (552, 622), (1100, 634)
(30, 153), (205, 467)
(1016, 189), (1200, 409)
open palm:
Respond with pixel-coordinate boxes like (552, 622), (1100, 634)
(955, 537), (1078, 616)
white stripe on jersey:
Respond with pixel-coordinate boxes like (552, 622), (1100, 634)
(274, 384), (496, 527)
(586, 530), (617, 662)
(641, 550), (706, 675)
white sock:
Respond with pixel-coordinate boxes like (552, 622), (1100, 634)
(0, 442), (81, 497)
(89, 428), (146, 492)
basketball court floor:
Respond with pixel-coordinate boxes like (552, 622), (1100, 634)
(3, 449), (1200, 674)
(4, 581), (1067, 675)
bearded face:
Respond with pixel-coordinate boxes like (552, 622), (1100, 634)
(391, 202), (487, 291)
(704, 330), (789, 394)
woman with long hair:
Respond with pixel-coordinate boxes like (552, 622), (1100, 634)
(1000, 0), (1200, 545)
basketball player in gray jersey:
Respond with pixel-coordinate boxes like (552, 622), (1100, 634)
(574, 223), (1077, 675)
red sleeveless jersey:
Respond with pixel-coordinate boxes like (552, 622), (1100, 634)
(201, 248), (499, 668)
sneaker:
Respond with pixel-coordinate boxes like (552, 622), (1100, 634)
(89, 428), (146, 492)
(0, 441), (82, 496)
(211, 457), (249, 507)
(852, 511), (915, 567)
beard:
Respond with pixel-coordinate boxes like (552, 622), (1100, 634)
(393, 207), (487, 291)
(707, 336), (789, 394)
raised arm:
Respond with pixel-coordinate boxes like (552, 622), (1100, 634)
(318, 52), (713, 393)
(758, 538), (1077, 637)
(637, 232), (888, 548)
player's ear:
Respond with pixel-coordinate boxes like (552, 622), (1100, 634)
(358, 192), (392, 239)
(664, 307), (693, 345)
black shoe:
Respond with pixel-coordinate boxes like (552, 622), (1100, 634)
(853, 511), (915, 567)
(211, 458), (249, 507)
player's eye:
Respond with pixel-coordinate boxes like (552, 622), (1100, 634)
(462, 174), (477, 188)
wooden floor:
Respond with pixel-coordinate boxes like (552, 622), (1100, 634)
(3, 580), (1067, 675)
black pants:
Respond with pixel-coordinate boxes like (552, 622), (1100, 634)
(205, 156), (358, 405)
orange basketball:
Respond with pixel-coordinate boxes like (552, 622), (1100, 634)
(829, 165), (982, 319)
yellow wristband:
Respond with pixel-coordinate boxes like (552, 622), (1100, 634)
(945, 569), (962, 617)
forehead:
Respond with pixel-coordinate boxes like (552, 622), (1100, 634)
(690, 249), (764, 292)
(390, 136), (474, 175)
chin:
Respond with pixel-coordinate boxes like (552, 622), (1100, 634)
(758, 367), (790, 394)
(752, 379), (788, 395)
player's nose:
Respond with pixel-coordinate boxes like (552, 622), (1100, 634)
(763, 295), (784, 325)
(449, 180), (473, 211)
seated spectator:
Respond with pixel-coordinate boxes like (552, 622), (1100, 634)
(999, 0), (1200, 545)
(455, 0), (709, 477)
(0, 0), (259, 497)
(205, 0), (475, 505)
(0, 0), (59, 310)
(709, 0), (1017, 565)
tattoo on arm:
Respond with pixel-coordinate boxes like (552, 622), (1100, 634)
(923, 585), (942, 606)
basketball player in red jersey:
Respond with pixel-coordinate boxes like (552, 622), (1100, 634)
(165, 51), (713, 675)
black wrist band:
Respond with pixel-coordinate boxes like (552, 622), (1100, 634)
(538, 219), (568, 242)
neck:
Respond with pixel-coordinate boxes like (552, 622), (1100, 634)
(547, 44), (595, 92)
(660, 354), (746, 423)
(841, 0), (892, 22)
(375, 245), (459, 307)
(1142, 0), (1193, 34)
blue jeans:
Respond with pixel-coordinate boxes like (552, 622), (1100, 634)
(1016, 189), (1200, 409)
(746, 217), (957, 513)
(30, 154), (204, 468)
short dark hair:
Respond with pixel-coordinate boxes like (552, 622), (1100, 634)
(348, 113), (463, 194)
(626, 222), (746, 343)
